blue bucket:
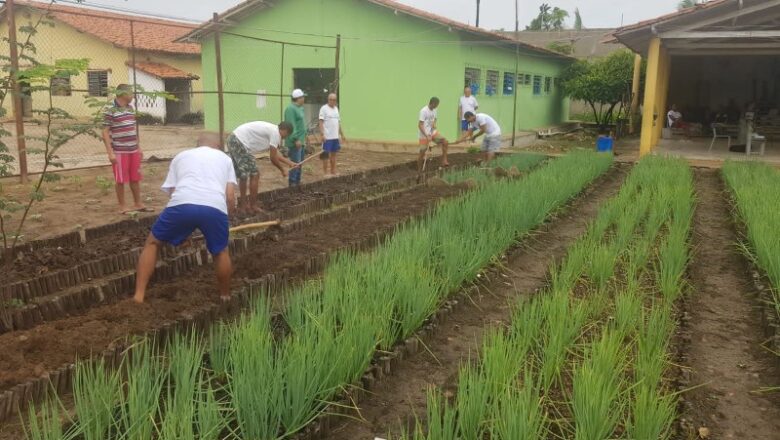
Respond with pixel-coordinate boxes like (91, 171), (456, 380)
(596, 136), (614, 153)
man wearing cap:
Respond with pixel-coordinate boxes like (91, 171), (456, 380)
(226, 121), (299, 214)
(102, 84), (148, 214)
(284, 89), (307, 186)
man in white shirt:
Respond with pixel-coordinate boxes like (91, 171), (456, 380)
(133, 133), (237, 304)
(319, 93), (347, 177)
(226, 121), (300, 214)
(667, 104), (683, 128)
(458, 86), (479, 133)
(418, 97), (450, 171)
(460, 111), (503, 162)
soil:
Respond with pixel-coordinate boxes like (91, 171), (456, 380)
(677, 169), (780, 440)
(0, 153), (476, 286)
(0, 181), (469, 393)
(321, 164), (630, 439)
(0, 150), (418, 243)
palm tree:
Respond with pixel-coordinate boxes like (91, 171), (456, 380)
(574, 8), (583, 30)
(550, 7), (569, 31)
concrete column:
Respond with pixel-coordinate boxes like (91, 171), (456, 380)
(639, 38), (661, 156)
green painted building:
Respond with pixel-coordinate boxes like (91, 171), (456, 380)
(182, 0), (572, 143)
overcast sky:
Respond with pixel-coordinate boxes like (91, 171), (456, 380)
(58, 0), (682, 29)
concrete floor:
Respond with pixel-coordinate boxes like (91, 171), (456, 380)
(613, 136), (780, 168)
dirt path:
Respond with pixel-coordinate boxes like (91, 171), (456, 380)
(679, 169), (780, 440)
(322, 164), (629, 440)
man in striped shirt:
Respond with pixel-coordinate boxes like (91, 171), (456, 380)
(102, 84), (147, 214)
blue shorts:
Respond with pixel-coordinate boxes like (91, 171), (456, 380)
(152, 204), (229, 255)
(323, 139), (341, 153)
(461, 120), (471, 132)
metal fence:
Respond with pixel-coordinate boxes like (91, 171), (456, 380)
(1, 0), (340, 179)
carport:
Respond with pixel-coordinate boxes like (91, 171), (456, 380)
(611, 0), (780, 158)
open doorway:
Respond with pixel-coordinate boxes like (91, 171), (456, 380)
(164, 79), (192, 123)
(293, 68), (336, 133)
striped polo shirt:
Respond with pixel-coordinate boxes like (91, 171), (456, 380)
(102, 100), (138, 153)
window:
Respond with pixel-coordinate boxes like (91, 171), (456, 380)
(87, 70), (109, 97)
(464, 67), (481, 95)
(544, 77), (552, 95)
(533, 75), (542, 96)
(486, 70), (499, 96)
(50, 75), (72, 97)
(523, 74), (532, 86)
(503, 72), (515, 95)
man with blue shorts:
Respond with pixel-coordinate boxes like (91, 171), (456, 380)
(460, 111), (502, 162)
(133, 133), (237, 304)
(319, 93), (347, 177)
(458, 86), (479, 134)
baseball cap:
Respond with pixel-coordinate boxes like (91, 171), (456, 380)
(291, 89), (307, 99)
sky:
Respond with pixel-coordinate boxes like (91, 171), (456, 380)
(52, 0), (682, 29)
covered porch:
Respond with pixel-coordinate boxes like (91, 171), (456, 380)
(612, 0), (780, 159)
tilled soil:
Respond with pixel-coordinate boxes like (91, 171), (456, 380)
(0, 182), (468, 392)
(1, 155), (475, 285)
(322, 164), (629, 439)
(677, 169), (780, 440)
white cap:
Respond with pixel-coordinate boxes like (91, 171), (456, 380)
(291, 89), (306, 99)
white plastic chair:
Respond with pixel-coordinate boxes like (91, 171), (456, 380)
(709, 124), (731, 153)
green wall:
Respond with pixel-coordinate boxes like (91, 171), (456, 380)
(201, 0), (570, 142)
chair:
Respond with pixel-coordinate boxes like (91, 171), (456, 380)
(747, 133), (766, 156)
(709, 124), (731, 153)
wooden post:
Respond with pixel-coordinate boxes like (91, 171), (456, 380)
(213, 13), (225, 149)
(280, 43), (285, 121)
(129, 20), (140, 142)
(629, 54), (642, 135)
(334, 34), (341, 96)
(6, 0), (28, 182)
(511, 0), (519, 147)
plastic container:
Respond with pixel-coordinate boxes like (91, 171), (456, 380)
(596, 135), (614, 153)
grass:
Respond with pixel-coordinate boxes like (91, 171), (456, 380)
(722, 161), (780, 322)
(398, 156), (694, 439)
(26, 151), (611, 440)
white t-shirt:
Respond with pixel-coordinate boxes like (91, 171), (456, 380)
(419, 105), (437, 139)
(233, 121), (281, 154)
(459, 95), (479, 119)
(319, 104), (341, 140)
(162, 147), (238, 215)
(475, 113), (501, 138)
(667, 110), (682, 128)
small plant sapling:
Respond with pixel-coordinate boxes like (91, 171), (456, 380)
(95, 176), (112, 196)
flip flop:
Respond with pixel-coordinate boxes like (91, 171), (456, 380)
(135, 207), (154, 213)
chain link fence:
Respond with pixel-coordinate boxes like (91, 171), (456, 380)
(1, 0), (339, 177)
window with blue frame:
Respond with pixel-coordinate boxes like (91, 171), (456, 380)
(533, 75), (542, 96)
(464, 67), (481, 95)
(486, 70), (499, 96)
(503, 72), (515, 95)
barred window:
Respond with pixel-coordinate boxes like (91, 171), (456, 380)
(503, 72), (515, 95)
(464, 67), (481, 95)
(87, 70), (109, 97)
(544, 77), (552, 94)
(486, 70), (499, 96)
(533, 75), (542, 96)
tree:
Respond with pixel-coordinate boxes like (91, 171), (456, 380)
(678, 0), (700, 10)
(526, 3), (569, 31)
(574, 8), (583, 30)
(559, 50), (637, 131)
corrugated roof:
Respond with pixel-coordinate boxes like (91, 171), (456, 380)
(128, 61), (199, 79)
(5, 0), (200, 55)
(606, 0), (731, 42)
(180, 0), (571, 60)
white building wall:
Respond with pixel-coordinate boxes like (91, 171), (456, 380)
(128, 68), (167, 120)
